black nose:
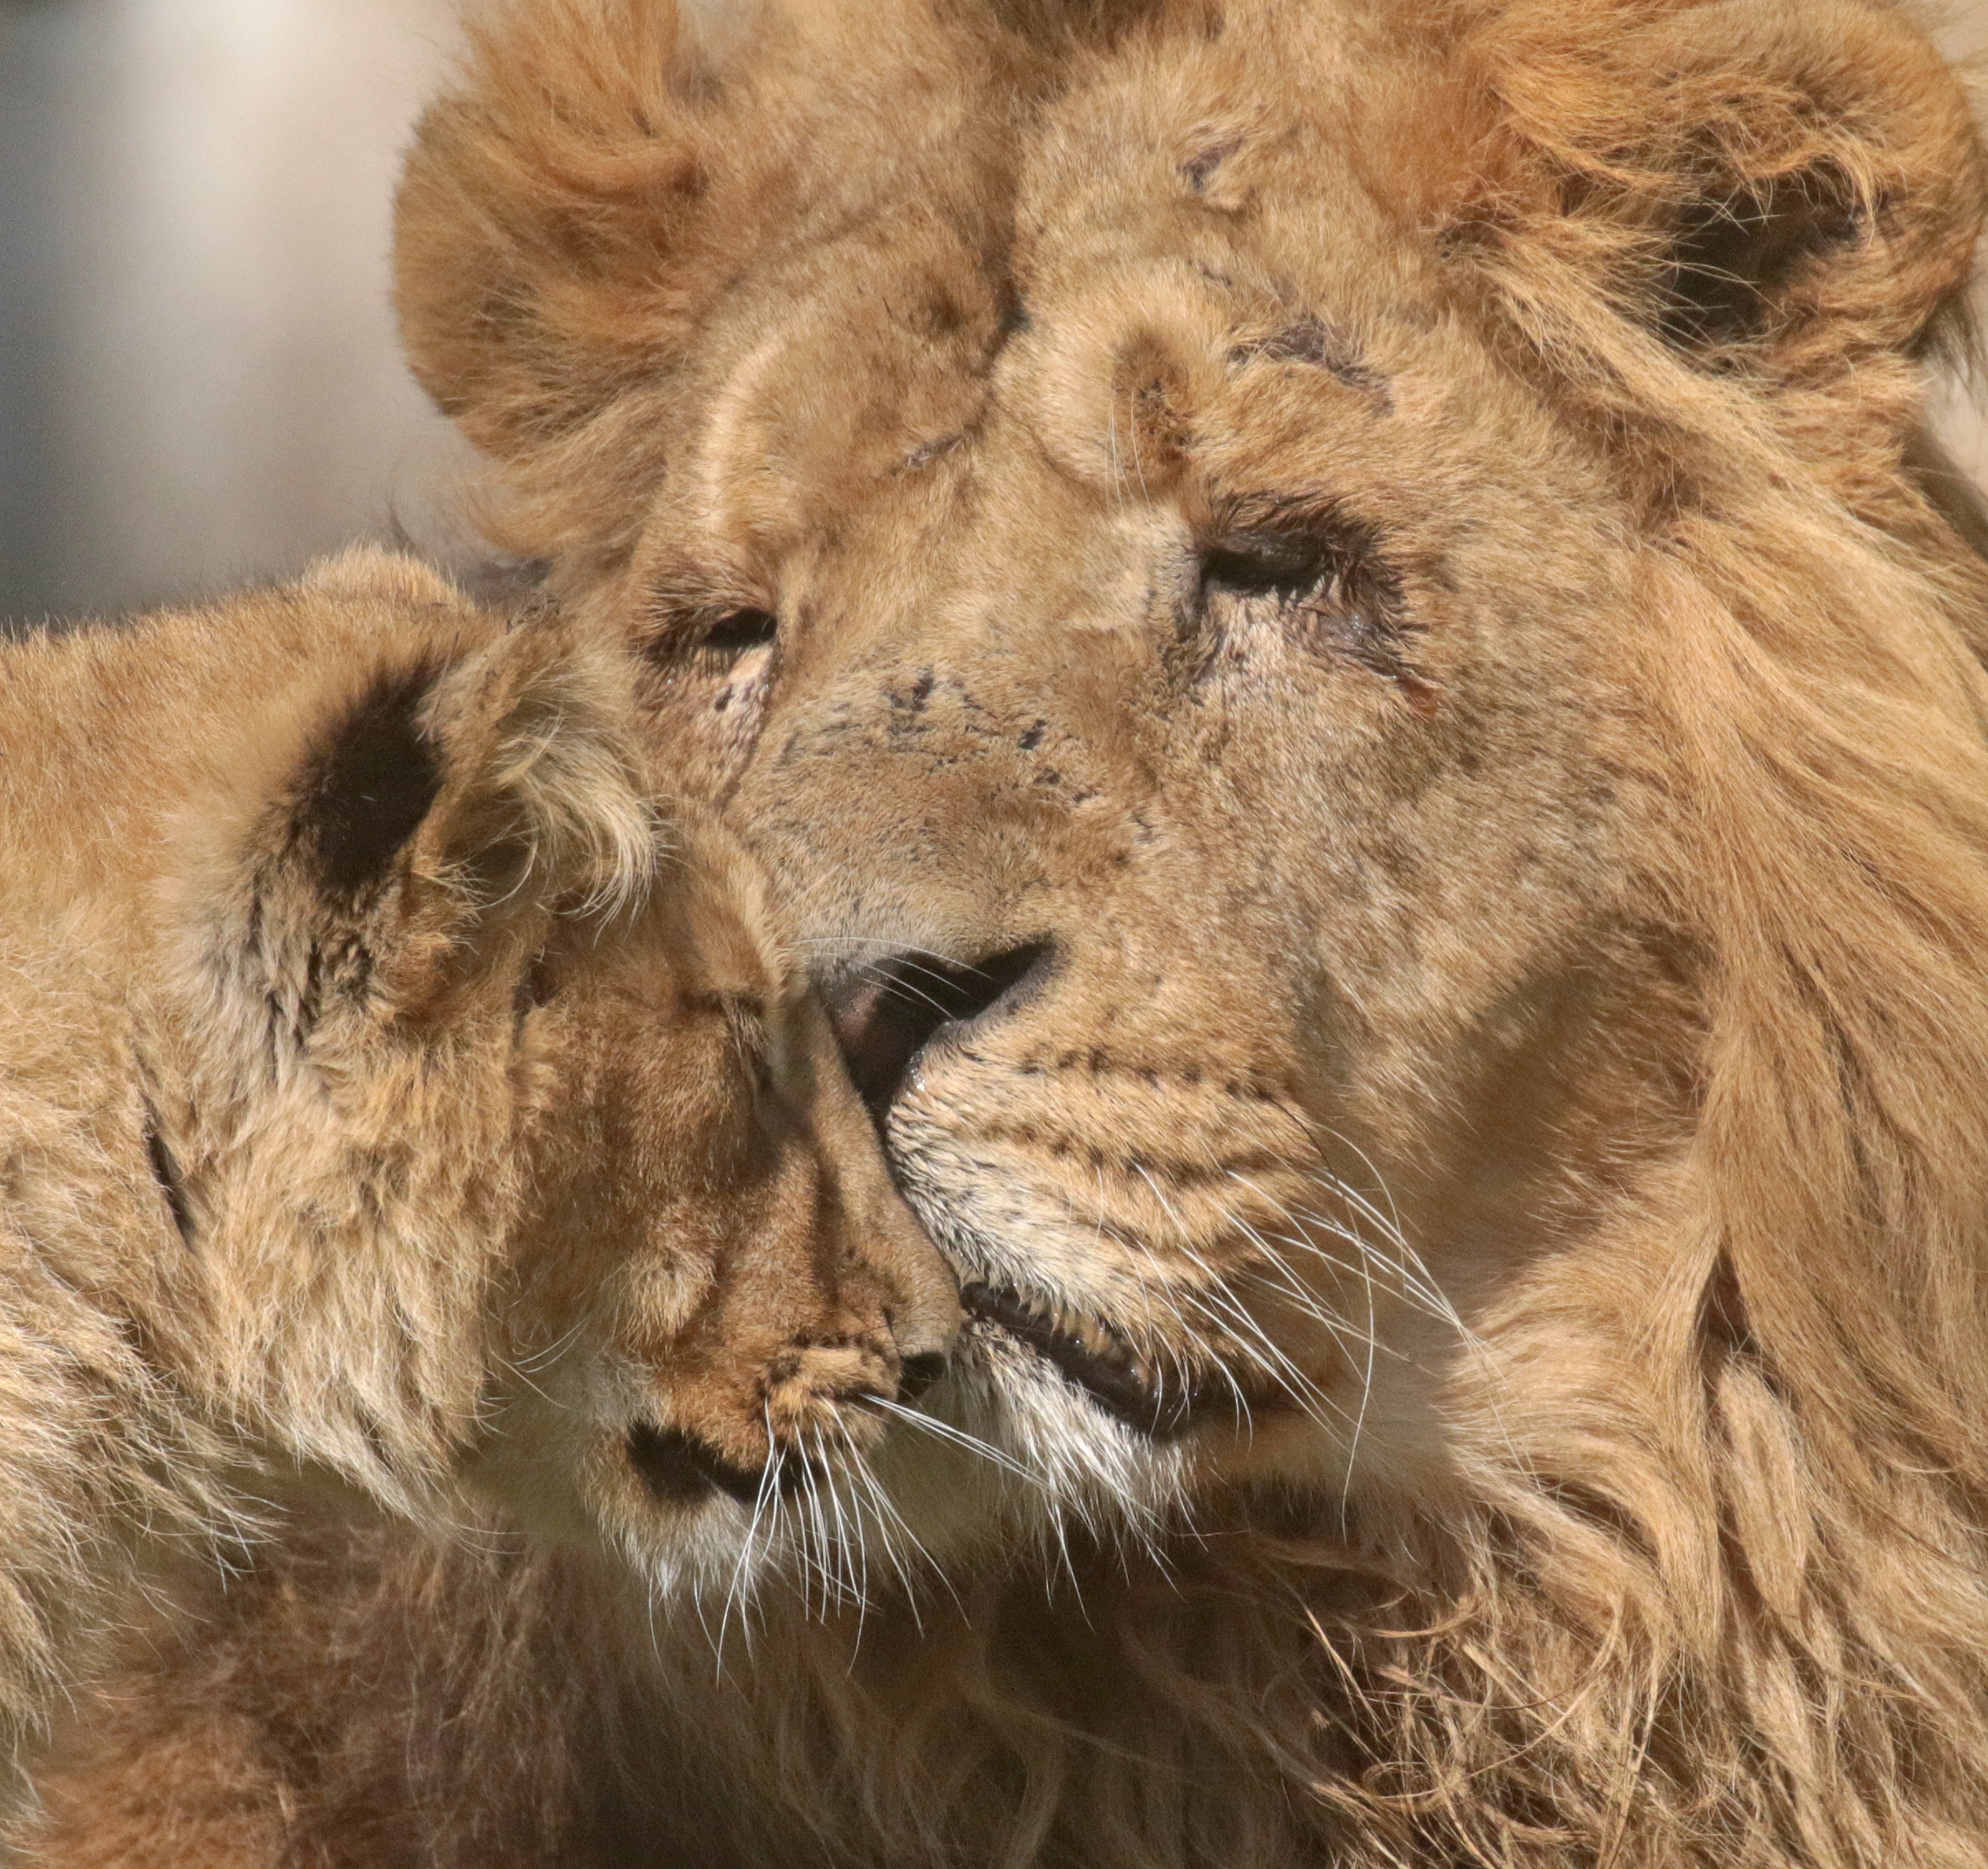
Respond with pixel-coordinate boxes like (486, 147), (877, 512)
(826, 941), (1052, 1118)
(897, 1351), (948, 1403)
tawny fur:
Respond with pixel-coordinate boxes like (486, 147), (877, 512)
(29, 1), (1988, 1866)
(0, 547), (954, 1852)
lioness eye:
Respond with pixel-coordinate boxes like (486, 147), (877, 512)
(1199, 520), (1384, 613)
(1199, 534), (1344, 605)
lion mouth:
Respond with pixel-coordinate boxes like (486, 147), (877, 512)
(823, 947), (1218, 1440)
(961, 1281), (1213, 1438)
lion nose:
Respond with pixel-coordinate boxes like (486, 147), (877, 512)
(825, 940), (1054, 1118)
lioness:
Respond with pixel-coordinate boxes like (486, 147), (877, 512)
(29, 0), (1988, 1865)
(0, 547), (955, 1842)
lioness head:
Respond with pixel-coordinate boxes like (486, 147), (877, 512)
(393, 2), (1988, 1848)
(65, 551), (956, 1584)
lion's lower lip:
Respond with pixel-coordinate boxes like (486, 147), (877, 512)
(961, 1281), (1206, 1438)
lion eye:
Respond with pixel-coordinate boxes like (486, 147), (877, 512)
(1197, 521), (1431, 710)
(641, 603), (782, 676)
(696, 609), (779, 658)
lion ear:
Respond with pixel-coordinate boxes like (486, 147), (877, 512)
(1463, 0), (1985, 379)
(393, 0), (766, 553)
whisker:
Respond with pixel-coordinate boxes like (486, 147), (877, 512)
(814, 1427), (866, 1626)
(716, 1406), (784, 1670)
(1232, 1167), (1460, 1330)
(1131, 1167), (1346, 1427)
(866, 1394), (1051, 1490)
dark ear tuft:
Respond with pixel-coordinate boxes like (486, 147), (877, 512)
(1657, 166), (1864, 351)
(294, 666), (444, 900)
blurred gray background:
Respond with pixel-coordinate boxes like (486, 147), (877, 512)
(0, 0), (472, 625)
(1, 0), (1985, 628)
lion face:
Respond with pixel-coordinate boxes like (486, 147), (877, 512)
(713, 154), (1678, 1546)
(394, 0), (1988, 1590)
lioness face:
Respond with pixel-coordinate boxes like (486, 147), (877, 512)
(474, 819), (961, 1587)
(137, 567), (956, 1593)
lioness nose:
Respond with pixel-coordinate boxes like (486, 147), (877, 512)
(826, 940), (1053, 1117)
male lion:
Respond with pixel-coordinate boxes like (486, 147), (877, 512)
(0, 546), (955, 1847)
(28, 0), (1988, 1865)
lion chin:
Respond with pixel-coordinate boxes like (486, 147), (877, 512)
(25, 0), (1988, 1865)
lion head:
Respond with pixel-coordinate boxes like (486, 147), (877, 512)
(195, 0), (1988, 1859)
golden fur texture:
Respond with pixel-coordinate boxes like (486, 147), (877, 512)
(0, 547), (954, 1847)
(30, 1), (1988, 1865)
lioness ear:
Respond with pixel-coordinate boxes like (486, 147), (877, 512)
(286, 662), (447, 909)
(310, 618), (653, 1019)
(1458, 0), (1985, 380)
(183, 606), (654, 1039)
(393, 0), (774, 562)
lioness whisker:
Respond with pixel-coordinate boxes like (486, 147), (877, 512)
(1117, 1229), (1259, 1427)
(1180, 1273), (1349, 1431)
(500, 1313), (589, 1378)
(1213, 1200), (1387, 1341)
(797, 1444), (851, 1615)
(1293, 1165), (1463, 1331)
(1231, 1200), (1382, 1497)
(831, 1424), (923, 1623)
(812, 1426), (866, 1628)
(866, 1394), (1049, 1489)
(713, 1406), (784, 1668)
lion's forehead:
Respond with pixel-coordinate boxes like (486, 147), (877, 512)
(678, 11), (1493, 562)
